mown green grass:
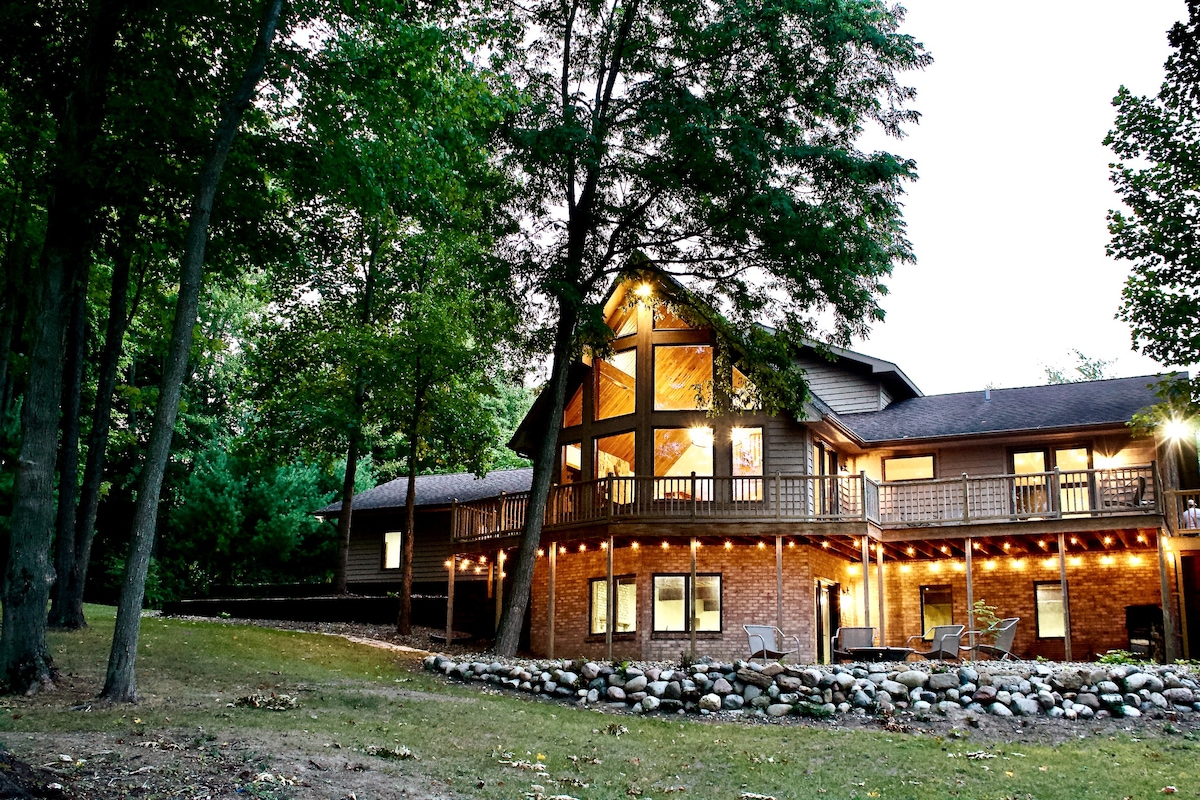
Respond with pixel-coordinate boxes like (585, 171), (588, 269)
(2, 606), (1197, 799)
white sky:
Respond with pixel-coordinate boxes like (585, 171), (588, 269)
(851, 0), (1187, 396)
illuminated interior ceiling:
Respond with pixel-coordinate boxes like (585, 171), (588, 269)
(607, 301), (638, 337)
(596, 350), (636, 419)
(563, 386), (583, 427)
(655, 345), (712, 410)
(654, 428), (714, 476)
(595, 431), (636, 475)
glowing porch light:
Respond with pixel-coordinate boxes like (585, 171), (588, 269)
(1136, 533), (1147, 543)
(634, 282), (654, 299)
(939, 545), (949, 555)
(1037, 540), (1046, 549)
(479, 555), (487, 564)
(444, 560), (452, 568)
(1070, 536), (1078, 545)
(579, 544), (587, 552)
(1002, 542), (1011, 551)
(631, 541), (640, 550)
(724, 541), (733, 550)
(600, 541), (607, 550)
(899, 564), (911, 574)
(1103, 536), (1113, 546)
(559, 546), (567, 555)
(787, 540), (795, 548)
(460, 560), (470, 571)
(1012, 559), (1025, 570)
(1100, 555), (1115, 566)
(661, 541), (670, 550)
(984, 560), (997, 571)
(474, 567), (482, 574)
(972, 541), (982, 550)
(757, 541), (766, 549)
(822, 542), (830, 549)
(906, 546), (915, 556)
(537, 549), (545, 557)
(1069, 556), (1082, 567)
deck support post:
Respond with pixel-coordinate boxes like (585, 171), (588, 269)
(690, 537), (698, 659)
(1058, 532), (1072, 662)
(1157, 528), (1176, 663)
(775, 536), (784, 631)
(446, 554), (455, 649)
(860, 536), (871, 629)
(606, 535), (615, 661)
(548, 542), (557, 659)
(495, 550), (504, 632)
(875, 540), (886, 645)
(965, 537), (975, 654)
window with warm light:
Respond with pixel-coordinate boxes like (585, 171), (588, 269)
(563, 386), (584, 427)
(1035, 581), (1066, 638)
(383, 531), (403, 570)
(595, 431), (635, 504)
(653, 303), (692, 330)
(560, 442), (582, 483)
(652, 574), (721, 632)
(654, 345), (712, 410)
(589, 575), (637, 635)
(654, 428), (713, 499)
(596, 349), (637, 419)
(920, 585), (952, 631)
(882, 454), (934, 482)
(606, 301), (638, 337)
(732, 366), (760, 410)
(732, 426), (763, 501)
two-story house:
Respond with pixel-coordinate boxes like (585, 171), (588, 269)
(338, 274), (1200, 663)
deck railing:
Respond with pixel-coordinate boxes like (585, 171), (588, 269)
(1169, 489), (1200, 534)
(452, 464), (1162, 544)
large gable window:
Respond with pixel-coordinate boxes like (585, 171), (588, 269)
(607, 302), (638, 337)
(654, 345), (712, 410)
(560, 442), (582, 483)
(596, 349), (637, 420)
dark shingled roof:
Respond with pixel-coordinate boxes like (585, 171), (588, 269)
(318, 467), (533, 515)
(836, 374), (1169, 444)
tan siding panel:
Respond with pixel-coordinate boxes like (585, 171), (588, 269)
(798, 355), (884, 414)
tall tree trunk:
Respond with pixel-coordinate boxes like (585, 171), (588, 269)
(493, 302), (578, 656)
(332, 235), (379, 595)
(396, 376), (425, 635)
(332, 412), (362, 595)
(100, 0), (284, 703)
(49, 262), (91, 627)
(0, 0), (125, 695)
(59, 228), (140, 629)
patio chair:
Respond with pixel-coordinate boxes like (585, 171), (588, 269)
(905, 624), (965, 660)
(960, 617), (1019, 660)
(744, 624), (801, 663)
(831, 626), (876, 661)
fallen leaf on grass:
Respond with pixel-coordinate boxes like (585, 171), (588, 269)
(739, 793), (778, 800)
(233, 693), (300, 711)
(364, 745), (414, 760)
(1160, 788), (1177, 794)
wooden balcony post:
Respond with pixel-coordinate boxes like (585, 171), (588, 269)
(446, 553), (455, 650)
(1157, 529), (1176, 663)
(962, 473), (970, 522)
(859, 471), (868, 520)
(495, 550), (504, 632)
(860, 535), (871, 629)
(691, 472), (697, 520)
(499, 490), (506, 531)
(1058, 532), (1072, 662)
(775, 472), (782, 521)
(606, 535), (615, 661)
(1052, 467), (1062, 518)
(775, 535), (784, 631)
(875, 540), (886, 645)
(689, 537), (699, 659)
(965, 537), (975, 653)
(547, 542), (557, 659)
(607, 474), (614, 521)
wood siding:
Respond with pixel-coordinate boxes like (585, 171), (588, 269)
(798, 354), (887, 414)
(347, 508), (486, 585)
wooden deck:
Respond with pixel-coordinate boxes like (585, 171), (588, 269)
(452, 464), (1164, 548)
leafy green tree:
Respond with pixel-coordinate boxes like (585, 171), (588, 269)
(1107, 2), (1200, 375)
(1043, 350), (1113, 384)
(251, 7), (521, 627)
(491, 0), (929, 655)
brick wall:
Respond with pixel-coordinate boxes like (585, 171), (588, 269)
(528, 538), (1180, 663)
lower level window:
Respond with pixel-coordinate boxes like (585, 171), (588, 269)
(1035, 581), (1065, 638)
(652, 574), (722, 632)
(589, 576), (637, 635)
(383, 531), (403, 569)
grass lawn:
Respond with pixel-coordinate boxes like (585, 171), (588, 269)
(0, 605), (1196, 799)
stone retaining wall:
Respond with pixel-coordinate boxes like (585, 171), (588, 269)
(424, 654), (1200, 721)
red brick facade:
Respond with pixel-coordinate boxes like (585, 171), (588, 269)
(527, 534), (1180, 663)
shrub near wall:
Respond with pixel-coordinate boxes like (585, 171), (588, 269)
(426, 654), (1200, 722)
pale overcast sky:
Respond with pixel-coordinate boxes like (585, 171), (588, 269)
(852, 1), (1187, 396)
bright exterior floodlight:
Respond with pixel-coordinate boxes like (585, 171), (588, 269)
(1163, 417), (1190, 442)
(634, 282), (653, 298)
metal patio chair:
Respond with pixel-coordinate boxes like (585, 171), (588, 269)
(960, 617), (1019, 660)
(831, 626), (877, 661)
(906, 624), (966, 660)
(744, 624), (801, 663)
